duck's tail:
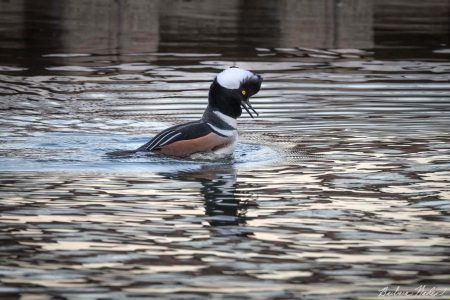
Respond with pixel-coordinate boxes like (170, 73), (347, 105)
(105, 149), (138, 157)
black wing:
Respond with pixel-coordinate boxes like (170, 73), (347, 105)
(136, 121), (213, 152)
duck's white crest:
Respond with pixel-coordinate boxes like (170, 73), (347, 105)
(216, 67), (255, 89)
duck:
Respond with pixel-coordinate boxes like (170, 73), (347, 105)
(111, 67), (262, 158)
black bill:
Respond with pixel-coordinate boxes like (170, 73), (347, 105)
(241, 100), (258, 119)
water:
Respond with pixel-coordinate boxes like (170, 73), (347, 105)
(1, 1), (450, 299)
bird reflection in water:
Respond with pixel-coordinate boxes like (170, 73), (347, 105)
(161, 165), (256, 230)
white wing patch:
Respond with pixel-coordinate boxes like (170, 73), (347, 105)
(145, 130), (182, 150)
(216, 67), (255, 89)
(159, 132), (182, 147)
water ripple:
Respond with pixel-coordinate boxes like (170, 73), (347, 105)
(1, 3), (450, 298)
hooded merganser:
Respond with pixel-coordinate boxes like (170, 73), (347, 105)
(125, 67), (262, 158)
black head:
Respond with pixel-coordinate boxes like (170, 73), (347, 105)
(208, 67), (263, 119)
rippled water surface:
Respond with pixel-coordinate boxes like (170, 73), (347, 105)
(1, 1), (450, 299)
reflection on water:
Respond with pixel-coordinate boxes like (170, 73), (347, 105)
(2, 0), (450, 57)
(1, 0), (450, 299)
(164, 165), (254, 229)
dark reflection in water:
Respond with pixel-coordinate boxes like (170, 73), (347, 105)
(1, 0), (450, 299)
(163, 165), (253, 228)
(1, 0), (450, 61)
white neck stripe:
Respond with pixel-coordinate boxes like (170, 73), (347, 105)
(213, 110), (237, 128)
(207, 123), (236, 137)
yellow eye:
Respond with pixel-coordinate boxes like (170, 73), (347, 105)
(241, 90), (246, 96)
